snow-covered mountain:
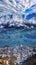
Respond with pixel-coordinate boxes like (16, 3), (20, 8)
(0, 0), (36, 28)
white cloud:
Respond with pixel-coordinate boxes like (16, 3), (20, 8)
(0, 0), (36, 26)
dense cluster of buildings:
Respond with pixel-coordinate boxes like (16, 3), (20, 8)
(0, 45), (36, 65)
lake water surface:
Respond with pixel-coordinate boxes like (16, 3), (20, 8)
(0, 28), (36, 47)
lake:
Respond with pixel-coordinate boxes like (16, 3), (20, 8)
(0, 28), (36, 47)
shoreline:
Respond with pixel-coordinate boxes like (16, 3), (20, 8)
(0, 23), (36, 29)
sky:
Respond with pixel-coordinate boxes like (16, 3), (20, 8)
(0, 0), (36, 26)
